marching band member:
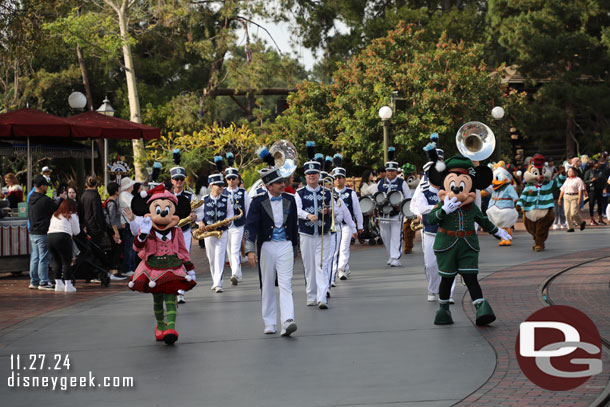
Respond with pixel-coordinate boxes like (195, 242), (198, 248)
(245, 147), (299, 336)
(170, 150), (200, 304)
(402, 163), (419, 254)
(371, 147), (412, 267)
(411, 137), (455, 302)
(332, 154), (363, 281)
(197, 157), (234, 293)
(295, 141), (333, 309)
(222, 152), (251, 286)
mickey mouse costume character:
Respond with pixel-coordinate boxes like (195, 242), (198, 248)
(128, 185), (197, 344)
(427, 156), (511, 326)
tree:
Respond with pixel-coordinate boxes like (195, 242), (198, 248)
(272, 21), (524, 169)
(488, 0), (610, 157)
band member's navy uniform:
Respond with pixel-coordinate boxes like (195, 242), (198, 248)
(222, 152), (251, 285)
(295, 142), (333, 308)
(201, 162), (233, 293)
(371, 147), (411, 267)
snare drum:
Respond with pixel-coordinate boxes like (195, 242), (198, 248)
(373, 191), (387, 206)
(359, 196), (375, 216)
(400, 198), (417, 219)
(387, 191), (403, 206)
(381, 204), (393, 215)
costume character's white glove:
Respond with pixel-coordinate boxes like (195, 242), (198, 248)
(494, 228), (512, 241)
(441, 196), (461, 215)
(139, 216), (153, 235)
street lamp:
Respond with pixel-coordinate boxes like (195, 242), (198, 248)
(491, 106), (505, 160)
(96, 97), (115, 117)
(97, 97), (116, 188)
(379, 106), (393, 164)
(68, 91), (87, 111)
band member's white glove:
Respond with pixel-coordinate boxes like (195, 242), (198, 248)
(140, 216), (153, 235)
(441, 196), (461, 214)
(187, 270), (196, 281)
(493, 228), (512, 241)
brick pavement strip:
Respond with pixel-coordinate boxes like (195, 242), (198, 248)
(455, 247), (610, 407)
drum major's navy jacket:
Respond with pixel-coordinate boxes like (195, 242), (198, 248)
(244, 192), (299, 255)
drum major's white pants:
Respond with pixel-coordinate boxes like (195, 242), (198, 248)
(260, 240), (294, 326)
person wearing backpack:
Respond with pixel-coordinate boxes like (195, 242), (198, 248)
(104, 182), (126, 279)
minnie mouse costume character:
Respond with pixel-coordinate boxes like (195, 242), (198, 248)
(128, 185), (196, 344)
(427, 156), (511, 326)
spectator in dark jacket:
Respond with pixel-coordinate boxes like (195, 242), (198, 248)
(584, 160), (609, 225)
(28, 175), (58, 290)
(78, 176), (108, 247)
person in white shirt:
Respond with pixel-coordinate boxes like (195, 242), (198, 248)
(370, 147), (412, 267)
(222, 153), (251, 286)
(47, 198), (81, 292)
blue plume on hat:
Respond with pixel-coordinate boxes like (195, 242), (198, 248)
(172, 148), (181, 165)
(388, 146), (396, 162)
(430, 133), (439, 142)
(324, 156), (333, 172)
(214, 155), (225, 172)
(423, 142), (445, 172)
(256, 146), (275, 167)
(332, 153), (342, 168)
(226, 152), (235, 167)
(314, 153), (324, 166)
(151, 162), (162, 181)
(306, 141), (316, 160)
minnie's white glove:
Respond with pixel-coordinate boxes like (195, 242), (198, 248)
(494, 228), (512, 241)
(139, 216), (153, 235)
(441, 196), (461, 215)
(187, 270), (196, 282)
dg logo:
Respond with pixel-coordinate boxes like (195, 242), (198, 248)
(515, 305), (603, 391)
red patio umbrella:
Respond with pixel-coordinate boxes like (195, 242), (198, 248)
(0, 108), (72, 139)
(64, 111), (160, 140)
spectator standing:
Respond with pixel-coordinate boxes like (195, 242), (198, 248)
(79, 176), (106, 245)
(552, 166), (567, 229)
(105, 182), (125, 279)
(2, 173), (23, 208)
(584, 161), (608, 225)
(47, 199), (80, 292)
(28, 175), (58, 290)
(558, 167), (587, 232)
(359, 169), (377, 196)
(119, 177), (137, 276)
(41, 166), (55, 198)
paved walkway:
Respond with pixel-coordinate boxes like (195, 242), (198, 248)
(0, 227), (609, 406)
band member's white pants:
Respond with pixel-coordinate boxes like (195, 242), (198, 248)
(260, 240), (294, 326)
(327, 232), (338, 284)
(178, 228), (193, 296)
(379, 216), (402, 261)
(337, 223), (353, 275)
(300, 234), (332, 304)
(226, 225), (244, 281)
(422, 231), (454, 296)
(205, 232), (228, 288)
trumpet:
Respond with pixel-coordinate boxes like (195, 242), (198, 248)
(192, 208), (243, 240)
(320, 176), (337, 269)
(410, 219), (424, 231)
(177, 199), (205, 228)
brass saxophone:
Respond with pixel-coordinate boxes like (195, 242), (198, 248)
(177, 199), (204, 228)
(192, 208), (243, 240)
